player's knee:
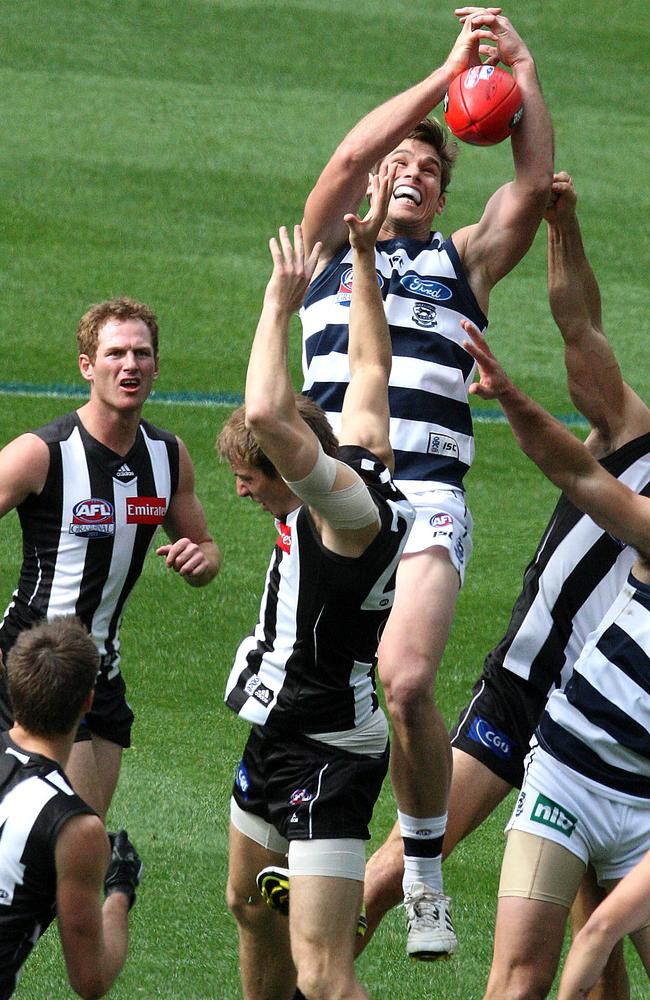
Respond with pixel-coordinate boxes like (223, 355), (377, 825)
(380, 660), (434, 722)
(226, 879), (268, 931)
(297, 956), (356, 1000)
(485, 963), (554, 1000)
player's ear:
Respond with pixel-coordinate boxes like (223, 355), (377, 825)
(435, 193), (446, 216)
(79, 354), (94, 382)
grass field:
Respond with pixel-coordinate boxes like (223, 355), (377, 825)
(2, 1), (649, 997)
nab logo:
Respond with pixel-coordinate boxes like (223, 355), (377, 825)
(126, 497), (167, 524)
(400, 275), (453, 302)
(468, 716), (512, 760)
(70, 498), (115, 538)
(276, 522), (292, 553)
(531, 793), (577, 837)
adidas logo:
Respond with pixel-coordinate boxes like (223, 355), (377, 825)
(115, 464), (135, 479)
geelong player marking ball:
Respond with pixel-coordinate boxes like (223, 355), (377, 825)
(444, 65), (523, 146)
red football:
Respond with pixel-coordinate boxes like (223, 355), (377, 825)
(444, 65), (523, 146)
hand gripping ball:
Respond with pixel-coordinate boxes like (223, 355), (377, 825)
(444, 65), (523, 146)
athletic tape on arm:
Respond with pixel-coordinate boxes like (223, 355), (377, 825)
(284, 444), (380, 530)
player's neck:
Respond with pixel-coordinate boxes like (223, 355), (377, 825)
(77, 400), (142, 457)
(9, 724), (74, 768)
(378, 219), (432, 242)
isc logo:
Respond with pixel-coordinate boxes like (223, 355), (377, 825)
(70, 499), (115, 538)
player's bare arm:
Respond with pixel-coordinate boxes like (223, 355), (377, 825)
(338, 163), (396, 471)
(453, 12), (553, 308)
(301, 10), (499, 261)
(245, 227), (381, 558)
(462, 320), (650, 565)
(56, 815), (128, 999)
(557, 851), (650, 1000)
(0, 433), (50, 518)
(545, 172), (650, 455)
(157, 438), (221, 586)
(244, 224), (329, 483)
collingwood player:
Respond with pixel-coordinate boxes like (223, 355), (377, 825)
(0, 617), (142, 1000)
(461, 315), (650, 998)
(299, 7), (553, 954)
(217, 166), (414, 1000)
(0, 297), (220, 819)
(362, 175), (650, 996)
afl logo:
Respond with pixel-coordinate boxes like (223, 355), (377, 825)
(400, 275), (453, 301)
(70, 498), (115, 538)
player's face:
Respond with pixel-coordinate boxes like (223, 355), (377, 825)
(381, 139), (446, 235)
(80, 320), (159, 411)
(230, 460), (296, 517)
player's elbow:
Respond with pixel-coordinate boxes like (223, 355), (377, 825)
(244, 402), (278, 438)
(69, 970), (109, 1000)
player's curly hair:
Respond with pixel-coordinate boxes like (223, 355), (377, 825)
(76, 296), (159, 360)
(217, 394), (339, 477)
(7, 617), (99, 737)
(406, 118), (459, 194)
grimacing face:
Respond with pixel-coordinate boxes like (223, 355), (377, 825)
(381, 139), (446, 234)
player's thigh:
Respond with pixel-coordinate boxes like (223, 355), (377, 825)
(379, 548), (460, 685)
(290, 872), (363, 966)
(228, 812), (287, 906)
(486, 893), (568, 998)
(444, 748), (512, 857)
(91, 734), (122, 803)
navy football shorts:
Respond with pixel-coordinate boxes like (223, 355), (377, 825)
(449, 659), (547, 788)
(76, 667), (134, 748)
(232, 724), (389, 842)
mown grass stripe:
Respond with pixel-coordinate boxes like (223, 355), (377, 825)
(0, 380), (589, 428)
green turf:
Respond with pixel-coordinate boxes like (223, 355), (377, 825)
(3, 0), (650, 996)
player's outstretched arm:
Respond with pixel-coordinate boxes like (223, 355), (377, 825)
(557, 850), (650, 1000)
(302, 10), (499, 261)
(462, 320), (650, 561)
(454, 12), (553, 303)
(545, 172), (650, 454)
(338, 163), (396, 471)
(56, 819), (141, 999)
(158, 439), (221, 586)
(243, 225), (325, 483)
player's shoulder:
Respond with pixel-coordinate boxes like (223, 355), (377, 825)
(31, 411), (78, 444)
(139, 417), (178, 445)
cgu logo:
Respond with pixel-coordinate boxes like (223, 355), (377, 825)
(72, 499), (113, 523)
(468, 716), (512, 760)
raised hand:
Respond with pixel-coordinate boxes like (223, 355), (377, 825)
(461, 319), (513, 400)
(544, 171), (578, 225)
(264, 224), (322, 315)
(344, 162), (397, 252)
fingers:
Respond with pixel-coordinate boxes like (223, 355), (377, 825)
(156, 540), (208, 577)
